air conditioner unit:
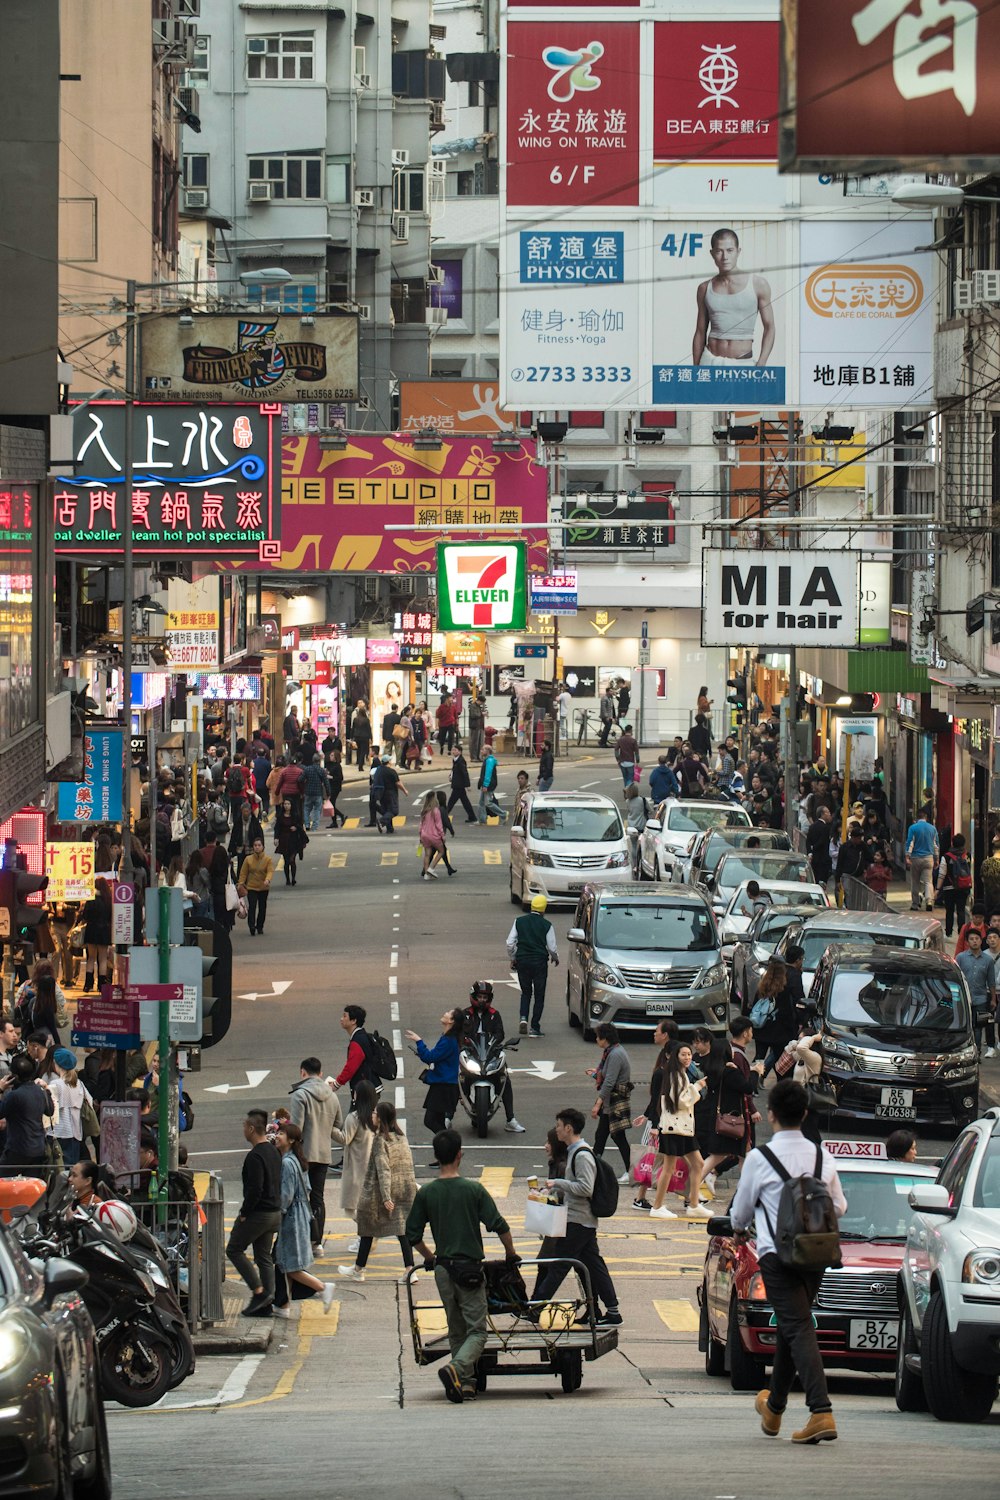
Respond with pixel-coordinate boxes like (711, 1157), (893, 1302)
(425, 306), (447, 325)
(154, 17), (196, 49)
(427, 264), (444, 284)
(955, 279), (976, 311)
(183, 188), (209, 210)
(247, 181), (272, 201)
(356, 303), (372, 320)
(392, 150), (409, 167)
(356, 73), (372, 89)
(391, 213), (409, 243)
(247, 36), (267, 54)
(355, 189), (376, 207)
(973, 268), (1000, 305)
(355, 395), (371, 411)
(177, 86), (200, 116)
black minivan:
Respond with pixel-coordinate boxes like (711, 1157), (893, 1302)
(809, 945), (980, 1131)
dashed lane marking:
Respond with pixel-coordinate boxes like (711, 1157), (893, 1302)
(389, 951), (398, 967)
(380, 852), (399, 866)
(328, 852), (348, 868)
(390, 1002), (400, 1022)
(483, 849), (502, 865)
(479, 1166), (514, 1199)
(389, 976), (398, 994)
(654, 1298), (700, 1332)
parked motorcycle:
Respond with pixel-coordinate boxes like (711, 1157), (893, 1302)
(458, 1030), (519, 1138)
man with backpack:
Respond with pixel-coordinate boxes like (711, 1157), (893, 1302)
(329, 1004), (395, 1103)
(730, 1079), (847, 1445)
(935, 831), (972, 937)
(534, 1106), (622, 1327)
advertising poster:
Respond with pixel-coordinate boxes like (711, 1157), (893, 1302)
(651, 219), (789, 405)
(140, 313), (358, 402)
(399, 381), (518, 435)
(44, 841), (95, 902)
(798, 220), (934, 406)
(437, 543), (528, 633)
(701, 549), (860, 649)
(56, 730), (124, 824)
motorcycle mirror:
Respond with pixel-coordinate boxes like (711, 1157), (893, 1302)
(503, 1036), (521, 1048)
(43, 1256), (89, 1306)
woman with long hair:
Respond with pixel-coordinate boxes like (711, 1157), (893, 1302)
(698, 1035), (756, 1181)
(331, 1079), (378, 1253)
(50, 1047), (86, 1166)
(753, 956), (797, 1080)
(650, 1044), (710, 1218)
(274, 796), (305, 887)
(31, 974), (61, 1046)
(272, 1121), (336, 1317)
(405, 1008), (462, 1134)
(185, 850), (212, 919)
(326, 748), (346, 829)
(14, 959), (69, 1032)
(81, 877), (113, 992)
(338, 1101), (417, 1282)
(418, 790), (452, 879)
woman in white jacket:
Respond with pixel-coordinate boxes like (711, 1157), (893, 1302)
(650, 1044), (710, 1219)
(330, 1079), (377, 1255)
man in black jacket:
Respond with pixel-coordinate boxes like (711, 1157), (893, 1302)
(805, 806), (834, 889)
(226, 1110), (282, 1316)
(446, 747), (477, 823)
(0, 1053), (51, 1172)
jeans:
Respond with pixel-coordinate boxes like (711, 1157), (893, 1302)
(909, 854), (934, 908)
(940, 887), (968, 937)
(619, 761), (635, 788)
(478, 789), (506, 823)
(516, 960), (548, 1028)
(304, 795), (324, 831)
(246, 889), (269, 933)
(438, 724), (456, 754)
(226, 1209), (281, 1300)
(537, 777), (553, 792)
(56, 1137), (82, 1166)
(447, 786), (477, 822)
(434, 1265), (488, 1383)
(307, 1162), (328, 1244)
(533, 1221), (618, 1313)
(469, 724), (484, 761)
(758, 1252), (831, 1413)
(598, 718), (613, 746)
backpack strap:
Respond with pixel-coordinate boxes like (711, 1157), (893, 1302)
(755, 1143), (790, 1245)
(814, 1142), (823, 1180)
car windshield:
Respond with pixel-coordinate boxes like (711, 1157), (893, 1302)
(838, 1169), (932, 1240)
(530, 806), (624, 843)
(718, 855), (810, 889)
(973, 1137), (1000, 1210)
(798, 929), (921, 971)
(827, 968), (970, 1033)
(704, 831), (790, 873)
(665, 805), (750, 834)
(594, 902), (717, 952)
(756, 910), (808, 946)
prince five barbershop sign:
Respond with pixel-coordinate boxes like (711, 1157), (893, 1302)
(55, 403), (282, 560)
(701, 550), (860, 649)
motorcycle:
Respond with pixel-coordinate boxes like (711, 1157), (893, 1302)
(458, 1030), (520, 1139)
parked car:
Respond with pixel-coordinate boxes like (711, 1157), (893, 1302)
(678, 827), (792, 892)
(727, 903), (835, 1011)
(509, 792), (631, 908)
(711, 850), (816, 915)
(718, 880), (830, 946)
(637, 800), (750, 883)
(896, 1106), (1000, 1422)
(810, 946), (979, 1131)
(700, 1156), (938, 1390)
(566, 882), (728, 1041)
(773, 909), (947, 993)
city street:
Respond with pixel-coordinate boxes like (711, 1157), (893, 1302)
(105, 754), (1000, 1494)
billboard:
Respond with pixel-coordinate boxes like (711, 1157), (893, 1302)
(437, 543), (528, 632)
(780, 0), (1000, 173)
(56, 730), (124, 824)
(140, 314), (358, 402)
(701, 550), (860, 649)
(56, 403), (282, 559)
(399, 381), (518, 435)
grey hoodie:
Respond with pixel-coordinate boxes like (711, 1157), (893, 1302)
(288, 1074), (343, 1165)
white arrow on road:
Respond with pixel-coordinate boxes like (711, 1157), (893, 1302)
(238, 981), (293, 1002)
(508, 1060), (566, 1082)
(205, 1069), (271, 1095)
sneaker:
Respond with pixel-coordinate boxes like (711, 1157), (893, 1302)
(243, 1300), (273, 1318)
(529, 1028), (544, 1037)
(684, 1203), (711, 1218)
(597, 1309), (623, 1326)
(649, 1207), (676, 1219)
(573, 1310), (597, 1327)
(321, 1283), (337, 1314)
(337, 1264), (365, 1282)
(518, 1019), (528, 1035)
(985, 1047), (996, 1059)
(505, 1118), (526, 1133)
(425, 867), (439, 879)
(704, 1171), (717, 1192)
(272, 1305), (291, 1320)
(617, 1171), (631, 1185)
(347, 1237), (360, 1253)
(632, 1197), (651, 1211)
(438, 1362), (464, 1404)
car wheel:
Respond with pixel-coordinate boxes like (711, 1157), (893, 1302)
(76, 1368), (113, 1500)
(922, 1290), (999, 1422)
(701, 1288), (726, 1377)
(727, 1295), (766, 1391)
(894, 1296), (927, 1413)
(567, 976), (581, 1029)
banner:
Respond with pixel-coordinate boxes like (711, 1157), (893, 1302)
(399, 381), (518, 435)
(530, 571), (578, 615)
(44, 841), (96, 901)
(56, 730), (124, 824)
(701, 550), (860, 648)
(140, 313), (358, 402)
(437, 542), (528, 632)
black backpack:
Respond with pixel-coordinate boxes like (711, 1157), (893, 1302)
(226, 766), (244, 796)
(572, 1144), (619, 1218)
(758, 1143), (842, 1271)
(365, 1029), (398, 1082)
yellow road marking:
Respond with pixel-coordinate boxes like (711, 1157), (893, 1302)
(479, 1165), (514, 1199)
(274, 855), (284, 871)
(393, 815), (406, 828)
(654, 1298), (700, 1332)
(298, 1300), (340, 1336)
(483, 849), (502, 865)
(328, 852), (348, 868)
(225, 1341), (311, 1410)
(381, 851), (399, 866)
(343, 817), (361, 830)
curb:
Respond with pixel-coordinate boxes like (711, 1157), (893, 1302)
(193, 1324), (274, 1356)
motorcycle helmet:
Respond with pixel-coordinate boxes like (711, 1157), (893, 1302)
(470, 980), (494, 1008)
(95, 1198), (138, 1242)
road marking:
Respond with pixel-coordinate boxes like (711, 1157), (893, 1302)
(395, 1084), (405, 1110)
(390, 1002), (400, 1022)
(389, 976), (398, 994)
(393, 815), (406, 828)
(205, 1069), (271, 1095)
(486, 815), (500, 826)
(299, 1301), (340, 1338)
(654, 1298), (700, 1332)
(389, 951), (398, 967)
(225, 1349), (309, 1410)
(392, 1029), (402, 1049)
(380, 852), (399, 866)
(146, 1354), (265, 1412)
(507, 1060), (566, 1081)
(483, 849), (502, 865)
(580, 780), (602, 788)
(343, 817), (361, 830)
(274, 855), (284, 871)
(392, 878), (400, 884)
(328, 852), (348, 868)
(393, 926), (400, 932)
(395, 1054), (405, 1078)
(238, 982), (292, 1002)
(479, 1166), (514, 1199)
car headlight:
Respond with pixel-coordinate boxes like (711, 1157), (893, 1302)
(605, 852), (629, 868)
(697, 962), (726, 989)
(747, 1271), (768, 1302)
(591, 963), (624, 989)
(0, 1321), (27, 1374)
(526, 851), (553, 867)
(822, 1037), (852, 1061)
(460, 1051), (481, 1075)
(963, 1250), (1000, 1285)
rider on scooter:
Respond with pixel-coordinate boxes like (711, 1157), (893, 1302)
(460, 981), (525, 1134)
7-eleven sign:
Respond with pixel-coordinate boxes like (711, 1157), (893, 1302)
(436, 542), (528, 632)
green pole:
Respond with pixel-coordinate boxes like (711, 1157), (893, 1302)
(157, 885), (170, 1215)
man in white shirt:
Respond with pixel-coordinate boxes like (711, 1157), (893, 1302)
(557, 687), (573, 746)
(730, 1079), (847, 1445)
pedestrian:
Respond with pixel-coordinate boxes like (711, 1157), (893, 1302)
(287, 1057), (343, 1253)
(365, 747), (383, 828)
(689, 713), (712, 758)
(979, 835), (1000, 920)
(935, 832), (972, 937)
(377, 755), (407, 835)
(615, 723), (638, 789)
(406, 1127), (518, 1403)
(533, 1107), (622, 1326)
(252, 744), (273, 821)
(696, 685), (713, 739)
(0, 1053), (52, 1173)
(531, 1127), (569, 1298)
(556, 684), (572, 746)
(228, 799), (264, 874)
(983, 928), (1000, 1058)
(697, 1035), (757, 1182)
(512, 769), (531, 826)
(630, 1020), (676, 1210)
(405, 1008), (462, 1134)
(468, 694), (485, 762)
(649, 1045), (710, 1218)
(753, 955), (801, 1076)
(731, 1079), (846, 1444)
(956, 901), (988, 956)
(330, 1005), (382, 1104)
(325, 749), (346, 828)
(15, 960), (69, 1034)
(50, 1047), (87, 1167)
(350, 705), (373, 768)
(302, 755), (330, 833)
(339, 1101), (417, 1281)
(80, 877), (112, 993)
(226, 1109), (283, 1317)
(382, 701), (401, 759)
(274, 797), (306, 886)
(459, 981), (525, 1132)
(272, 1121), (337, 1317)
(331, 1078), (378, 1252)
(436, 691), (458, 754)
(956, 927), (996, 1054)
(904, 808), (940, 912)
(590, 1023), (632, 1184)
(597, 685), (616, 747)
(419, 790), (454, 880)
(864, 848), (893, 901)
(274, 757), (306, 820)
(616, 677), (630, 722)
(886, 1128), (918, 1162)
(805, 806), (833, 889)
(477, 747), (506, 823)
(648, 754), (680, 802)
(446, 746), (478, 824)
(282, 704), (302, 758)
(537, 738), (554, 793)
(835, 825), (871, 904)
(506, 893), (559, 1037)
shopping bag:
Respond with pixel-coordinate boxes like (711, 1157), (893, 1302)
(633, 1150), (657, 1188)
(224, 880), (240, 912)
(524, 1197), (568, 1237)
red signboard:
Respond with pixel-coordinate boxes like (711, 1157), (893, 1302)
(781, 0), (1000, 171)
(77, 986), (141, 1035)
(506, 22), (640, 206)
(653, 22), (778, 162)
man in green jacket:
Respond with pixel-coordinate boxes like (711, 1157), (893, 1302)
(506, 894), (559, 1037)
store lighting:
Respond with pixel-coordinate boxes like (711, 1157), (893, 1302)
(319, 427), (350, 451)
(413, 427), (443, 451)
(835, 695), (852, 706)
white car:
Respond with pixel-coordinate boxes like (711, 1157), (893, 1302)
(896, 1106), (1000, 1422)
(509, 792), (632, 908)
(711, 850), (816, 916)
(718, 879), (831, 944)
(637, 800), (750, 883)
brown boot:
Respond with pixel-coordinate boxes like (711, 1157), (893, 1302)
(755, 1390), (782, 1437)
(792, 1411), (837, 1444)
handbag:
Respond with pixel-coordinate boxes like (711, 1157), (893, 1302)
(805, 1075), (838, 1114)
(774, 1045), (796, 1077)
(524, 1196), (568, 1237)
(80, 1091), (100, 1140)
(715, 1110), (747, 1141)
(224, 880), (240, 912)
(170, 808), (186, 841)
(68, 923), (86, 953)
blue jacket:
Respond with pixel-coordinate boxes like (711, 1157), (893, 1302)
(905, 820), (939, 859)
(416, 1033), (459, 1085)
(649, 764), (679, 801)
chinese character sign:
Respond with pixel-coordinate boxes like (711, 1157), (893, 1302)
(45, 842), (95, 901)
(57, 730), (123, 824)
(399, 381), (519, 435)
(56, 403), (282, 559)
(781, 0), (1000, 170)
(506, 22), (640, 206)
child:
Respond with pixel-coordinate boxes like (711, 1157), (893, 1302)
(267, 1106), (290, 1143)
(864, 849), (893, 898)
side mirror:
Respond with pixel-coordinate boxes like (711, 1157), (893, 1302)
(706, 1215), (733, 1237)
(721, 945), (736, 963)
(44, 1257), (88, 1305)
(567, 927), (586, 943)
(503, 1036), (521, 1049)
(510, 825), (525, 838)
(645, 819), (661, 833)
(909, 1184), (956, 1216)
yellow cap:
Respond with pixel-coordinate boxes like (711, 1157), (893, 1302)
(531, 895), (548, 913)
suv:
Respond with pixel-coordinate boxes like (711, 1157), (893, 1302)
(566, 882), (728, 1040)
(681, 827), (792, 892)
(509, 792), (631, 908)
(896, 1107), (1000, 1422)
(810, 946), (979, 1130)
(637, 800), (750, 883)
(774, 909), (947, 993)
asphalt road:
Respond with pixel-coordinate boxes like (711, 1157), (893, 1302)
(105, 751), (999, 1493)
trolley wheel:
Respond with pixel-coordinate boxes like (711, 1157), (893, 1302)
(558, 1350), (583, 1393)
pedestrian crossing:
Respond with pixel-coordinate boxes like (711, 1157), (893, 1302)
(324, 848), (506, 868)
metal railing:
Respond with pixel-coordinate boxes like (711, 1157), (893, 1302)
(131, 1171), (225, 1329)
(839, 874), (890, 913)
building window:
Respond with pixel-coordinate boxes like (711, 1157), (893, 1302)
(246, 32), (315, 81)
(248, 155), (323, 199)
(639, 410), (677, 429)
(326, 156), (351, 204)
(182, 155), (209, 190)
(393, 169), (426, 214)
(186, 35), (210, 87)
(568, 412), (605, 429)
(241, 282), (319, 313)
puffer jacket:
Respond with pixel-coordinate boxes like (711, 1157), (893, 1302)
(659, 1078), (703, 1136)
(275, 764), (305, 802)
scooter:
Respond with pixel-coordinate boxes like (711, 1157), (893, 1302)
(458, 1030), (520, 1139)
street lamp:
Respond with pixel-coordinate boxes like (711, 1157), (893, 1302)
(891, 183), (1000, 208)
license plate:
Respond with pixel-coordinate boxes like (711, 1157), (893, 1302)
(876, 1087), (914, 1119)
(646, 1001), (674, 1017)
(849, 1318), (898, 1351)
(566, 883), (584, 893)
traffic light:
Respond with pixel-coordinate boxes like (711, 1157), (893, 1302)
(0, 867), (49, 940)
(727, 674), (747, 725)
(185, 919), (232, 1049)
